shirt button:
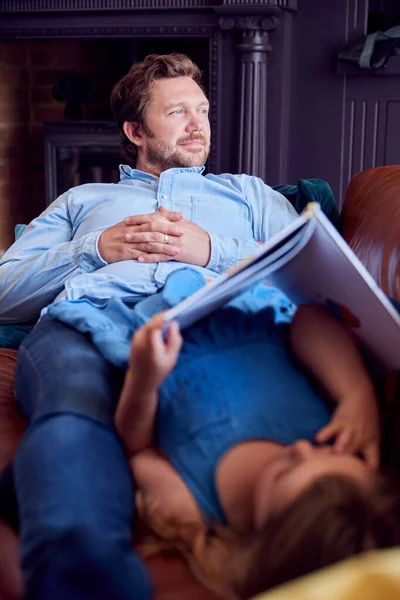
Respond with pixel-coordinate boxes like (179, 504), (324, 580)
(160, 194), (168, 200)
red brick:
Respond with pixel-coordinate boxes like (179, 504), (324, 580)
(0, 163), (8, 180)
(14, 87), (30, 108)
(49, 40), (86, 70)
(30, 49), (54, 69)
(34, 69), (65, 86)
(10, 190), (31, 221)
(18, 107), (30, 123)
(0, 139), (28, 162)
(0, 42), (27, 68)
(0, 186), (11, 211)
(0, 66), (29, 87)
(0, 123), (26, 137)
(32, 105), (64, 124)
(0, 105), (28, 125)
(29, 127), (44, 147)
(29, 141), (44, 166)
(0, 219), (13, 252)
(0, 83), (16, 105)
(31, 86), (56, 105)
(0, 104), (19, 122)
(31, 180), (45, 210)
(0, 160), (23, 181)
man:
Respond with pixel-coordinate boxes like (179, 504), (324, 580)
(0, 53), (297, 599)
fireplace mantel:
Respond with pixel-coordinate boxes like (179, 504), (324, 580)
(0, 0), (299, 182)
(1, 0), (298, 13)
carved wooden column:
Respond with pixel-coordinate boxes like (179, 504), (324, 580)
(219, 10), (281, 180)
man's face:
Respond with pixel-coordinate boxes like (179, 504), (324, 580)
(136, 76), (211, 173)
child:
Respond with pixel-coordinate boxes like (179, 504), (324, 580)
(115, 286), (400, 598)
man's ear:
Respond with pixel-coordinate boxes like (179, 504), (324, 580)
(123, 121), (144, 147)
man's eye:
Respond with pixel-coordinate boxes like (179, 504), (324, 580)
(170, 109), (183, 115)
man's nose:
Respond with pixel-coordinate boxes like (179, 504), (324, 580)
(186, 113), (202, 132)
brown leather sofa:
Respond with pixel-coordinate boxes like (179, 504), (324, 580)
(1, 165), (400, 600)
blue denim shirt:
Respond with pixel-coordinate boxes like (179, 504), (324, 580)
(0, 165), (297, 323)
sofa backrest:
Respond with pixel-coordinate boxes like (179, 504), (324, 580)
(342, 165), (400, 302)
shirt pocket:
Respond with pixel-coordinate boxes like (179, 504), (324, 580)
(171, 197), (195, 221)
(191, 195), (248, 239)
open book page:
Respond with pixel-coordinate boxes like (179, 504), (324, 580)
(270, 206), (400, 370)
(164, 214), (310, 329)
(164, 203), (400, 370)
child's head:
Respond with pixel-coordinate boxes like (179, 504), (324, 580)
(252, 439), (372, 529)
(188, 454), (400, 600)
(235, 470), (400, 599)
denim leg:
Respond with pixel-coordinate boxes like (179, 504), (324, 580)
(15, 315), (125, 426)
(12, 316), (153, 600)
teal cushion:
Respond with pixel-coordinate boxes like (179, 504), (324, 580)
(273, 179), (340, 229)
(0, 224), (34, 348)
(15, 223), (27, 240)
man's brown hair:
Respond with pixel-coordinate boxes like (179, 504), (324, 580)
(110, 53), (205, 166)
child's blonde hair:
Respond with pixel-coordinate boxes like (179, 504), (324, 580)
(136, 473), (400, 600)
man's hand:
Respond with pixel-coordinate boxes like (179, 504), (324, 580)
(134, 206), (211, 267)
(315, 393), (381, 469)
(98, 211), (185, 264)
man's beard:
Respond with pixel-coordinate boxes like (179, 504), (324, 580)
(144, 126), (210, 171)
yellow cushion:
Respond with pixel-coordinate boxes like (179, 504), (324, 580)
(252, 548), (400, 600)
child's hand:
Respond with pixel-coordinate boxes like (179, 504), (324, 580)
(315, 393), (381, 469)
(129, 312), (183, 391)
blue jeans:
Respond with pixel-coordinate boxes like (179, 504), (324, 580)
(12, 315), (153, 600)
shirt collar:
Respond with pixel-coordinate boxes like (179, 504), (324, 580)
(119, 164), (205, 183)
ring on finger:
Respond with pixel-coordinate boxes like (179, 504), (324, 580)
(164, 234), (169, 244)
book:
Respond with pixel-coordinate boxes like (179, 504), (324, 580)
(164, 202), (400, 371)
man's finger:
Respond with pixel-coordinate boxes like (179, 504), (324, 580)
(157, 206), (185, 222)
(124, 212), (183, 226)
(127, 222), (184, 237)
(133, 242), (181, 256)
(137, 253), (173, 263)
(125, 231), (183, 245)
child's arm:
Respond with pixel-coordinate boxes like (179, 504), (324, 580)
(290, 305), (380, 468)
(115, 313), (182, 457)
(131, 449), (203, 539)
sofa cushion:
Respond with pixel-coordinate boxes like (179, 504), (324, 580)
(0, 349), (26, 470)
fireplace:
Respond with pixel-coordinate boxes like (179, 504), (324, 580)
(0, 0), (298, 250)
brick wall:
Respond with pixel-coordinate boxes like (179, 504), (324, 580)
(0, 39), (124, 254)
(0, 41), (30, 254)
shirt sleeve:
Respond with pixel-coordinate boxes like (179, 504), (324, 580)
(0, 192), (106, 323)
(245, 176), (299, 242)
(205, 176), (298, 273)
(206, 234), (260, 273)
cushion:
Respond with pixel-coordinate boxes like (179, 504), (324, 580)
(0, 225), (33, 348)
(253, 547), (400, 600)
(273, 179), (340, 229)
